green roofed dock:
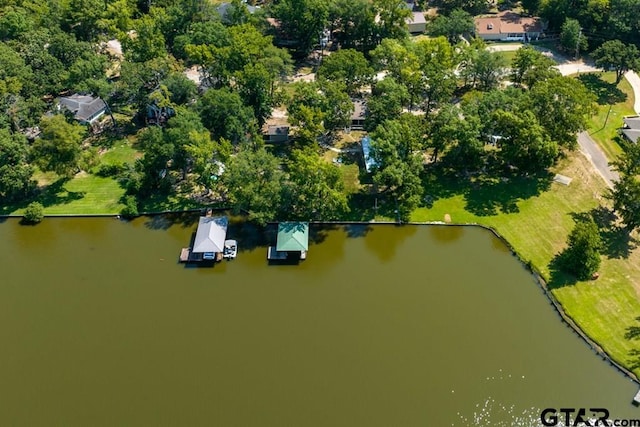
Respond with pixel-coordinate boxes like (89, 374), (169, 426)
(268, 222), (309, 261)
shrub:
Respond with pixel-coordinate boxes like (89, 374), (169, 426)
(120, 195), (139, 218)
(23, 202), (44, 224)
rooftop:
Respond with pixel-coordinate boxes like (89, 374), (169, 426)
(474, 11), (543, 35)
(276, 222), (309, 252)
(352, 99), (366, 121)
(58, 94), (107, 123)
(193, 216), (228, 254)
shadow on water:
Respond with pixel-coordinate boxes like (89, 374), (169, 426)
(429, 225), (464, 244)
(144, 211), (200, 230)
(364, 224), (417, 263)
(344, 224), (374, 238)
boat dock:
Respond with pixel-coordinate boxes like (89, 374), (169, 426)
(267, 247), (307, 261)
(179, 247), (222, 263)
(267, 247), (288, 260)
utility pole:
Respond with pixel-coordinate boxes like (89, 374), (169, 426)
(575, 27), (582, 60)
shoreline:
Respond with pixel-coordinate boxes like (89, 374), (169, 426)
(2, 212), (638, 386)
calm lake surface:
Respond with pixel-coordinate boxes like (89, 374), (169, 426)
(0, 217), (638, 426)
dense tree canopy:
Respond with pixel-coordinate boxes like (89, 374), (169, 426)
(0, 128), (34, 201)
(32, 115), (86, 178)
(592, 40), (640, 84)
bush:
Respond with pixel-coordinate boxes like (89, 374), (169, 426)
(95, 162), (127, 177)
(120, 195), (139, 218)
(23, 202), (44, 224)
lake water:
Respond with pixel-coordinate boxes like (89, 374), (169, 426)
(0, 217), (638, 426)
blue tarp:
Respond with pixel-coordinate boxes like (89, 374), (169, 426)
(361, 136), (378, 173)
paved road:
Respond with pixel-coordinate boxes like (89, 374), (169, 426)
(577, 132), (619, 189)
(626, 71), (640, 114)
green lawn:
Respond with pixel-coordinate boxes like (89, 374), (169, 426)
(493, 49), (519, 64)
(408, 152), (640, 377)
(5, 174), (127, 215)
(582, 71), (636, 160)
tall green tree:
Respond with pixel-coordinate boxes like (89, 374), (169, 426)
(428, 9), (474, 44)
(135, 126), (175, 195)
(366, 77), (409, 131)
(370, 117), (424, 221)
(318, 49), (373, 95)
(592, 40), (640, 84)
(492, 109), (559, 172)
(414, 37), (456, 111)
(559, 18), (587, 56)
(31, 115), (86, 178)
(609, 142), (640, 231)
(561, 216), (602, 280)
(373, 0), (411, 42)
(510, 45), (559, 88)
(271, 0), (329, 56)
(197, 87), (257, 144)
(223, 147), (285, 225)
(329, 0), (377, 52)
(284, 148), (348, 220)
(528, 76), (596, 149)
(459, 44), (506, 91)
(0, 128), (34, 201)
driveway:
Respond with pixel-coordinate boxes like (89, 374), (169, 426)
(577, 132), (619, 189)
(625, 71), (640, 114)
(486, 43), (600, 75)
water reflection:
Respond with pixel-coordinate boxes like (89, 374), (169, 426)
(363, 224), (417, 262)
(429, 225), (465, 244)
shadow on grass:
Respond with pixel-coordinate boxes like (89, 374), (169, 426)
(587, 206), (638, 259)
(624, 317), (640, 370)
(547, 252), (579, 289)
(423, 168), (554, 217)
(37, 178), (85, 207)
(0, 178), (86, 215)
(577, 74), (627, 105)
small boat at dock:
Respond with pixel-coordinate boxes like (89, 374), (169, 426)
(223, 240), (237, 259)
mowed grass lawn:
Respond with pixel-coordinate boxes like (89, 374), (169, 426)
(582, 71), (636, 160)
(410, 152), (640, 376)
(5, 139), (140, 216)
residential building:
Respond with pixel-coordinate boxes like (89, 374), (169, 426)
(57, 94), (108, 125)
(621, 116), (640, 143)
(474, 11), (544, 42)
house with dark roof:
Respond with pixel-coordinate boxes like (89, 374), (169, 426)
(621, 116), (640, 143)
(350, 99), (366, 130)
(57, 94), (108, 125)
(474, 11), (544, 42)
(264, 125), (289, 143)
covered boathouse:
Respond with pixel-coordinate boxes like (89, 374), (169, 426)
(268, 222), (309, 261)
(180, 216), (228, 262)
